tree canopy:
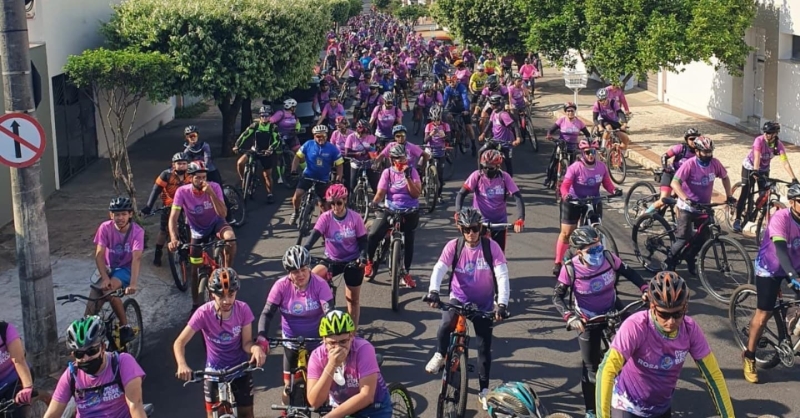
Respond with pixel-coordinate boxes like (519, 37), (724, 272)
(430, 0), (528, 55)
(394, 4), (428, 25)
(330, 0), (352, 26)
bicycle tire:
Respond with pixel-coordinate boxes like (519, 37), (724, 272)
(290, 381), (308, 409)
(554, 158), (569, 202)
(388, 382), (417, 418)
(436, 350), (468, 418)
(413, 109), (422, 135)
(351, 183), (370, 223)
(168, 248), (189, 292)
(296, 198), (315, 246)
(424, 165), (439, 213)
(281, 151), (300, 189)
(728, 284), (782, 369)
(698, 235), (753, 304)
(243, 166), (255, 200)
(223, 185), (246, 227)
(594, 224), (619, 257)
(198, 272), (210, 305)
(526, 115), (538, 152)
(631, 213), (675, 273)
(390, 239), (403, 312)
(755, 201), (786, 246)
(624, 181), (657, 227)
(444, 149), (456, 181)
(606, 147), (627, 184)
(122, 298), (144, 361)
(724, 181), (744, 230)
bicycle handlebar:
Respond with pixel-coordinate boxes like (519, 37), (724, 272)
(57, 289), (125, 304)
(481, 221), (514, 231)
(271, 404), (331, 415)
(268, 336), (323, 349)
(566, 195), (618, 205)
(372, 203), (419, 215)
(422, 296), (495, 320)
(567, 300), (646, 331)
(661, 197), (731, 210)
(183, 362), (262, 386)
(0, 389), (40, 412)
(178, 238), (237, 251)
(310, 256), (361, 269)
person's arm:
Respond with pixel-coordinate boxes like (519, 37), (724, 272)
(303, 229), (324, 250)
(773, 239), (800, 279)
(614, 256), (647, 291)
(306, 362), (335, 408)
(240, 323), (264, 366)
(546, 123), (560, 136)
(721, 175), (733, 199)
(325, 373), (379, 418)
(405, 169), (422, 198)
(503, 112), (522, 140)
(128, 250), (143, 291)
(618, 90), (630, 113)
(123, 377), (148, 418)
(560, 177), (574, 200)
(779, 146), (797, 181)
(144, 183), (163, 212)
(454, 186), (472, 212)
(493, 262), (510, 306)
(43, 401), (68, 418)
(552, 282), (572, 319)
(172, 325), (197, 375)
(95, 244), (111, 283)
(661, 150), (675, 171)
(207, 185), (227, 218)
(202, 143), (212, 166)
(292, 148), (306, 173)
(257, 300), (281, 339)
(601, 170), (616, 194)
(357, 235), (368, 260)
(592, 111), (600, 127)
(752, 149), (762, 172)
(694, 352), (734, 417)
(168, 206), (182, 242)
(460, 88), (470, 110)
(234, 127), (255, 150)
(596, 348), (626, 418)
(511, 191), (525, 221)
(580, 127), (592, 138)
(7, 338), (32, 389)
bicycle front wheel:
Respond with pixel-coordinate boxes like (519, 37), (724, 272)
(388, 382), (417, 418)
(436, 350), (468, 418)
(424, 165), (439, 213)
(351, 183), (370, 223)
(624, 181), (657, 227)
(390, 239), (403, 312)
(223, 185), (246, 227)
(168, 248), (189, 292)
(728, 284), (782, 369)
(698, 235), (754, 304)
(526, 116), (538, 152)
(296, 200), (315, 245)
(594, 224), (619, 256)
(755, 201), (786, 246)
(281, 151), (300, 189)
(443, 149), (456, 181)
(123, 299), (144, 361)
(631, 213), (675, 272)
(606, 147), (627, 184)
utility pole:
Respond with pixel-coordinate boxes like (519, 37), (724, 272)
(0, 0), (59, 376)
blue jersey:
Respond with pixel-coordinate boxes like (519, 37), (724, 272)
(380, 78), (395, 93)
(297, 141), (343, 182)
(443, 83), (470, 111)
(360, 56), (373, 71)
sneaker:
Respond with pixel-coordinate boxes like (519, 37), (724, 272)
(402, 273), (417, 288)
(733, 219), (743, 233)
(552, 262), (562, 277)
(742, 353), (759, 383)
(585, 412), (597, 418)
(363, 261), (373, 277)
(277, 176), (284, 184)
(119, 326), (134, 346)
(644, 204), (657, 215)
(478, 388), (489, 411)
(425, 352), (445, 373)
(266, 194), (274, 204)
(289, 211), (298, 226)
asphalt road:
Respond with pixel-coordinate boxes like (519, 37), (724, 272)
(137, 106), (799, 418)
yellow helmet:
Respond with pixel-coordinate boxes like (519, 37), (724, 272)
(319, 310), (355, 337)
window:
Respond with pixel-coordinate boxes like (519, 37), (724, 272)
(793, 35), (800, 61)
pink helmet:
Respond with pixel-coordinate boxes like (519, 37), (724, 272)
(578, 139), (600, 150)
(335, 116), (348, 126)
(325, 183), (349, 202)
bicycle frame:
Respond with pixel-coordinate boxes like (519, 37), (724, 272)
(769, 291), (800, 366)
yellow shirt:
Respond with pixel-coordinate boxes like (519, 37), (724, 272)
(483, 59), (498, 72)
(469, 72), (488, 93)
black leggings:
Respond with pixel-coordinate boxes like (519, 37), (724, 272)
(577, 327), (604, 414)
(436, 305), (494, 390)
(348, 164), (379, 194)
(367, 211), (419, 271)
(490, 229), (506, 253)
(734, 167), (768, 221)
(612, 408), (671, 418)
(669, 209), (710, 263)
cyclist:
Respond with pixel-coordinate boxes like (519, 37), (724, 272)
(596, 272), (735, 418)
(669, 136), (735, 275)
(443, 75), (476, 156)
(605, 82), (631, 119)
(304, 185), (368, 327)
(307, 310), (392, 418)
(290, 125), (345, 225)
(339, 53), (364, 93)
(358, 83), (383, 121)
(478, 95), (521, 176)
(424, 207), (510, 411)
(89, 197), (144, 345)
(317, 94), (346, 131)
(379, 70), (396, 98)
(313, 80), (333, 116)
(415, 82), (443, 118)
(0, 321), (35, 418)
(468, 64), (488, 111)
(174, 268), (265, 418)
(432, 56), (448, 86)
(552, 227), (647, 418)
(365, 144), (422, 288)
(184, 125), (223, 185)
(369, 92), (403, 146)
(455, 149), (524, 251)
(168, 162), (237, 312)
(344, 119), (379, 193)
(331, 117), (353, 192)
(592, 88), (631, 152)
(732, 121), (798, 232)
(482, 51), (498, 75)
(453, 60), (471, 87)
(233, 106), (280, 204)
(499, 54), (514, 79)
(743, 183), (800, 383)
(519, 58), (538, 89)
(473, 75), (508, 128)
(377, 125), (430, 172)
(269, 98), (303, 153)
(544, 102), (592, 189)
(391, 60), (410, 104)
(554, 139), (622, 276)
(256, 246), (333, 406)
(141, 153), (190, 266)
(423, 106), (451, 193)
(644, 128), (701, 215)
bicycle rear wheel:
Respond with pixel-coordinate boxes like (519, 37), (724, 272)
(755, 201), (785, 246)
(168, 247), (190, 292)
(388, 382), (417, 418)
(631, 213), (675, 272)
(594, 224), (619, 256)
(122, 299), (144, 361)
(698, 235), (753, 304)
(435, 350), (468, 418)
(223, 185), (246, 227)
(351, 183), (370, 223)
(728, 284), (782, 369)
(526, 115), (538, 152)
(624, 181), (657, 227)
(390, 240), (403, 312)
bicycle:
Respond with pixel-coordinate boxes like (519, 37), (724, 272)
(183, 361), (263, 418)
(222, 183), (246, 227)
(368, 205), (419, 311)
(623, 168), (678, 228)
(272, 380), (416, 418)
(238, 149), (271, 202)
(267, 335), (322, 416)
(421, 146), (444, 213)
(296, 178), (328, 245)
(144, 207), (191, 291)
(412, 103), (431, 136)
(566, 300), (645, 352)
(348, 154), (377, 223)
(0, 388), (51, 418)
(57, 289), (144, 361)
(594, 129), (627, 185)
(564, 195), (620, 256)
(725, 173), (790, 245)
(422, 298), (496, 418)
(549, 139), (576, 202)
(178, 238), (237, 304)
(311, 256), (362, 308)
(631, 197), (753, 303)
(447, 111), (468, 155)
(517, 103), (538, 153)
(275, 136), (301, 190)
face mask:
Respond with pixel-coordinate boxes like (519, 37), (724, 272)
(698, 155), (713, 167)
(77, 355), (104, 375)
(484, 168), (500, 178)
(584, 245), (604, 266)
(393, 161), (408, 172)
(175, 169), (186, 175)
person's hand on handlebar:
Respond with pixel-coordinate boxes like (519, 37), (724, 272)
(249, 344), (266, 367)
(168, 239), (181, 252)
(175, 362), (193, 381)
(514, 219), (524, 233)
(494, 303), (509, 321)
(567, 314), (585, 333)
(425, 291), (440, 308)
(726, 195), (737, 205)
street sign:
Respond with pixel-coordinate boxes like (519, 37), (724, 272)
(0, 113), (46, 168)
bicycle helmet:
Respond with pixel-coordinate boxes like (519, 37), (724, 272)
(312, 125), (329, 135)
(207, 267), (241, 296)
(172, 152), (189, 163)
(356, 119), (369, 130)
(335, 116), (348, 127)
(487, 78), (499, 89)
(392, 125), (408, 136)
(563, 102), (577, 112)
(486, 382), (544, 418)
(480, 149), (503, 167)
(282, 245), (311, 271)
(370, 82), (381, 89)
(66, 316), (106, 351)
(762, 120), (780, 134)
(454, 59), (464, 67)
(578, 139), (599, 150)
(596, 88), (608, 100)
(383, 91), (395, 102)
(476, 64), (485, 71)
(329, 92), (340, 101)
(187, 161), (208, 175)
(319, 310), (356, 337)
(184, 125), (198, 135)
(283, 98), (298, 109)
(569, 226), (599, 249)
(648, 271), (689, 309)
(422, 82), (433, 91)
(108, 197), (133, 212)
(512, 73), (522, 80)
(788, 183), (800, 200)
(325, 183), (349, 202)
(429, 106), (443, 121)
(389, 143), (407, 159)
(456, 207), (482, 227)
(693, 135), (714, 152)
(320, 79), (330, 87)
(489, 94), (504, 106)
(259, 105), (272, 116)
(683, 128), (701, 140)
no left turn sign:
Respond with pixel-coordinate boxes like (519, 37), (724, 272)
(0, 113), (46, 168)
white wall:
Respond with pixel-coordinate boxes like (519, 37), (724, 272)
(779, 0), (800, 36)
(662, 60), (739, 126)
(776, 60), (800, 145)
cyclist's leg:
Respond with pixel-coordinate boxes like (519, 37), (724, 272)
(316, 182), (332, 214)
(734, 168), (752, 224)
(366, 213), (390, 261)
(236, 154), (247, 181)
(216, 219), (236, 267)
(292, 179), (312, 217)
(578, 327), (604, 415)
(545, 146), (559, 185)
(348, 164), (360, 192)
(501, 147), (513, 177)
(430, 308), (458, 363)
(105, 268), (130, 326)
(464, 113), (476, 154)
(155, 208), (170, 265)
(556, 201), (580, 267)
(745, 276), (782, 357)
(230, 373), (255, 418)
(490, 229), (506, 252)
(650, 172), (673, 212)
(343, 264), (365, 328)
(434, 156), (445, 191)
(681, 213), (707, 265)
(282, 348), (301, 405)
(472, 315), (493, 393)
(203, 379), (220, 418)
(188, 233), (211, 308)
(258, 155), (275, 199)
(341, 160), (352, 194)
(667, 209), (694, 266)
(401, 213), (420, 272)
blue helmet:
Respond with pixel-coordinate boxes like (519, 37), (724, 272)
(487, 382), (547, 418)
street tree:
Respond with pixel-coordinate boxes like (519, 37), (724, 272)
(102, 0), (330, 154)
(349, 0), (363, 18)
(374, 0), (391, 10)
(431, 0), (528, 55)
(394, 4), (428, 25)
(525, 0), (587, 66)
(64, 48), (174, 210)
(330, 0), (351, 26)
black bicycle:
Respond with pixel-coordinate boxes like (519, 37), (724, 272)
(349, 157), (375, 223)
(179, 238), (237, 304)
(623, 168), (677, 228)
(564, 195), (620, 256)
(239, 149), (271, 202)
(567, 300), (645, 352)
(145, 207), (190, 291)
(0, 388), (50, 418)
(222, 184), (246, 227)
(369, 205), (419, 312)
(548, 138), (576, 201)
(272, 379), (416, 418)
(725, 173), (790, 245)
(297, 178), (328, 245)
(184, 361), (262, 418)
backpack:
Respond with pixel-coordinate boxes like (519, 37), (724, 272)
(0, 321), (8, 348)
(561, 248), (617, 286)
(68, 352), (125, 399)
(447, 236), (497, 293)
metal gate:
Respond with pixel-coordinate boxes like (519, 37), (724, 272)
(52, 74), (98, 184)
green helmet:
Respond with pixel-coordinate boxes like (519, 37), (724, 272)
(319, 310), (355, 337)
(66, 316), (106, 350)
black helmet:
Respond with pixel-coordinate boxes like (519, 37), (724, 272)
(184, 125), (198, 135)
(569, 226), (599, 249)
(648, 271), (689, 309)
(109, 197), (133, 212)
(787, 183), (800, 200)
(172, 152), (189, 163)
(489, 95), (503, 106)
(259, 105), (272, 116)
(456, 207), (482, 227)
(207, 267), (241, 296)
(683, 128), (701, 140)
(762, 121), (780, 134)
(186, 161), (208, 175)
(392, 125), (408, 135)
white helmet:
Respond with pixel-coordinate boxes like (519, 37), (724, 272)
(282, 245), (311, 271)
(312, 125), (329, 134)
(283, 98), (298, 109)
(382, 91), (395, 102)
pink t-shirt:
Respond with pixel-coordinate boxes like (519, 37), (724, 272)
(188, 300), (254, 370)
(755, 208), (800, 277)
(314, 210), (367, 261)
(424, 122), (451, 149)
(463, 170), (519, 223)
(508, 85), (525, 108)
(344, 133), (377, 162)
(743, 135), (786, 172)
(93, 220), (144, 270)
(563, 160), (612, 198)
(490, 110), (515, 143)
(267, 275), (333, 339)
(554, 116), (586, 145)
(557, 254), (623, 317)
(667, 144), (695, 171)
(673, 156), (727, 207)
(380, 141), (424, 163)
(330, 129), (353, 154)
(519, 64), (537, 80)
(307, 338), (388, 406)
(377, 167), (420, 210)
(0, 323), (20, 386)
(172, 182), (225, 238)
(438, 238), (506, 311)
(52, 353), (145, 418)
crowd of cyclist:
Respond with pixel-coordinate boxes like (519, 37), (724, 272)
(3, 7), (800, 418)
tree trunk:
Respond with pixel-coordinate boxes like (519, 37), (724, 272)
(240, 98), (252, 134)
(218, 94), (243, 157)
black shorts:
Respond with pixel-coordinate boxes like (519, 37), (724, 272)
(603, 120), (623, 131)
(469, 92), (481, 105)
(660, 171), (673, 188)
(256, 154), (275, 170)
(296, 178), (330, 199)
(756, 276), (785, 311)
(189, 217), (231, 263)
(204, 373), (254, 408)
(283, 347), (300, 375)
(329, 261), (365, 287)
(396, 79), (409, 91)
(159, 207), (171, 233)
(448, 111), (471, 126)
(560, 201), (602, 225)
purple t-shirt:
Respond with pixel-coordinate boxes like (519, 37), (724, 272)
(93, 220), (144, 270)
(610, 311), (711, 416)
(380, 141), (424, 163)
(344, 133), (377, 162)
(0, 323), (20, 387)
(557, 254), (622, 317)
(508, 85), (525, 108)
(52, 353), (145, 418)
(370, 106), (402, 138)
(172, 182), (225, 238)
(330, 129), (352, 154)
(490, 110), (515, 143)
(667, 144), (695, 171)
(481, 86), (508, 97)
(554, 116), (586, 145)
(314, 210), (367, 261)
(416, 92), (443, 108)
(755, 208), (800, 277)
(377, 167), (420, 210)
(463, 170), (518, 223)
(592, 100), (620, 123)
(267, 275), (333, 340)
(269, 110), (299, 136)
(438, 238), (506, 311)
(345, 60), (363, 78)
(455, 68), (471, 85)
(188, 301), (254, 370)
(743, 135), (786, 172)
(673, 157), (727, 207)
(425, 122), (451, 149)
(307, 337), (388, 406)
(564, 160), (610, 198)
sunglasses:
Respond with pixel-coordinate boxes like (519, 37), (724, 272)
(332, 200), (346, 206)
(73, 345), (102, 359)
(566, 109), (576, 113)
(186, 133), (198, 139)
(460, 225), (481, 234)
(583, 149), (596, 156)
(314, 134), (327, 139)
(654, 308), (685, 321)
(395, 134), (406, 138)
